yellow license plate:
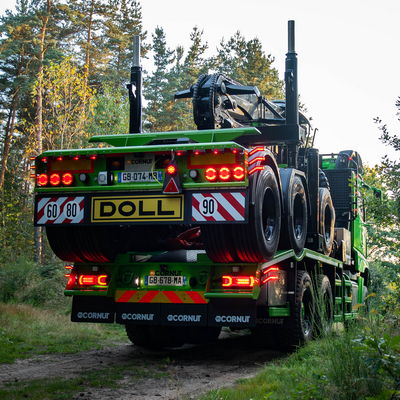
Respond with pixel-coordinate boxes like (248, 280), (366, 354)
(91, 195), (184, 222)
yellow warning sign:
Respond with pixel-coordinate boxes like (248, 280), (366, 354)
(91, 195), (184, 222)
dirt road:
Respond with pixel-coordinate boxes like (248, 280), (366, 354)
(0, 329), (283, 400)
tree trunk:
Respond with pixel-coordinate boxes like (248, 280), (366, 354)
(0, 94), (18, 190)
(34, 0), (52, 264)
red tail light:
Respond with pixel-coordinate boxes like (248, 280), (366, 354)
(62, 172), (74, 185)
(49, 173), (61, 186)
(205, 167), (217, 181)
(233, 166), (245, 180)
(222, 275), (255, 288)
(37, 174), (48, 186)
(205, 166), (245, 182)
(261, 266), (280, 284)
(166, 164), (177, 175)
(219, 167), (230, 181)
(78, 274), (108, 286)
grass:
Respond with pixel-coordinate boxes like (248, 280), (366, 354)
(0, 303), (127, 364)
(198, 317), (400, 400)
(0, 362), (158, 400)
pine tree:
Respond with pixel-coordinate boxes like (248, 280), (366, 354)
(214, 32), (284, 99)
(143, 26), (175, 132)
(102, 0), (147, 86)
(0, 0), (36, 189)
(65, 0), (108, 85)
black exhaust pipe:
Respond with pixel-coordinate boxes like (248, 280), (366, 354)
(128, 35), (142, 133)
(285, 20), (298, 126)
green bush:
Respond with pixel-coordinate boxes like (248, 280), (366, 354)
(0, 257), (66, 307)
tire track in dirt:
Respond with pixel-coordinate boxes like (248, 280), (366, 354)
(0, 330), (284, 399)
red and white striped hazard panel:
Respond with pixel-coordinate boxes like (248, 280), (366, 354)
(191, 192), (246, 222)
(36, 196), (84, 225)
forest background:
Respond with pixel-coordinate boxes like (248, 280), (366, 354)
(0, 1), (399, 398)
(0, 0), (398, 312)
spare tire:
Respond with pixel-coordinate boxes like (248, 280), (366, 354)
(279, 174), (308, 254)
(235, 166), (281, 261)
(203, 166), (281, 263)
(46, 225), (127, 263)
(319, 188), (335, 255)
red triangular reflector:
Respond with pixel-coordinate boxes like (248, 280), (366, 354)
(163, 177), (180, 193)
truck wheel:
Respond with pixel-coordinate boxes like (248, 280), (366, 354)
(319, 188), (335, 255)
(201, 225), (237, 263)
(314, 275), (333, 336)
(125, 325), (153, 347)
(46, 226), (119, 263)
(279, 175), (308, 254)
(125, 325), (186, 348)
(202, 167), (281, 263)
(232, 166), (281, 262)
(186, 327), (221, 344)
(277, 271), (314, 350)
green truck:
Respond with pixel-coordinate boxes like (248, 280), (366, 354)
(33, 21), (370, 349)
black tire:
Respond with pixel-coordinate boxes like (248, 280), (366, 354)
(203, 167), (281, 263)
(319, 169), (330, 190)
(314, 275), (333, 337)
(319, 188), (335, 255)
(125, 325), (186, 349)
(185, 327), (221, 344)
(201, 225), (237, 263)
(46, 225), (120, 263)
(277, 271), (314, 350)
(233, 167), (281, 262)
(279, 175), (308, 254)
(46, 225), (189, 263)
(125, 325), (153, 347)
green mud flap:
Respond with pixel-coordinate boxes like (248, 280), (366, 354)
(71, 296), (115, 323)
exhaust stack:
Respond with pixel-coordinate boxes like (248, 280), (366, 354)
(128, 35), (142, 133)
(285, 20), (299, 125)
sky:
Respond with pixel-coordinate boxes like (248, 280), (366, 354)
(1, 0), (399, 166)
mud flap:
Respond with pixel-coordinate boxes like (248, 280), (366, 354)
(71, 296), (115, 323)
(208, 299), (257, 328)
